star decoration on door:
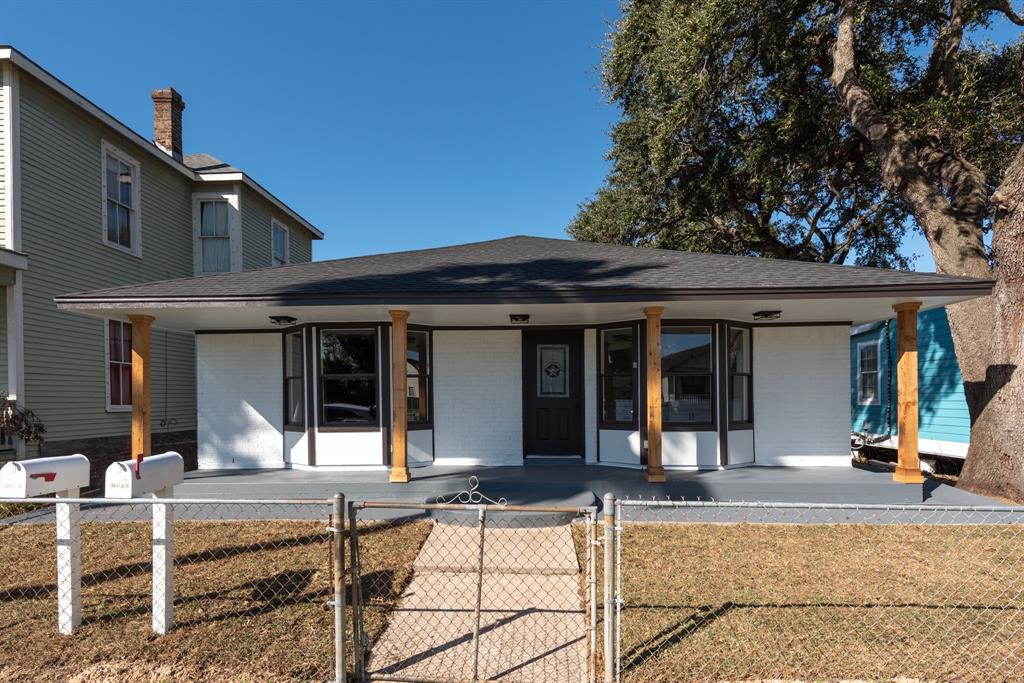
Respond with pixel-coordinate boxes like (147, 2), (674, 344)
(544, 362), (562, 379)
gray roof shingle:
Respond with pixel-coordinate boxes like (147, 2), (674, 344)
(184, 153), (242, 174)
(56, 236), (993, 305)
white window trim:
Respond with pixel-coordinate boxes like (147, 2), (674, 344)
(271, 218), (290, 267)
(857, 339), (882, 406)
(100, 140), (142, 257)
(104, 319), (132, 413)
(192, 191), (242, 275)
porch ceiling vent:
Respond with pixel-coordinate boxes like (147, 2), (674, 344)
(752, 310), (782, 321)
(509, 314), (530, 325)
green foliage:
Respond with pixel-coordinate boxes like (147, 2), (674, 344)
(571, 0), (1024, 267)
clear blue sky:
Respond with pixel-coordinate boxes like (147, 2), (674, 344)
(0, 1), (1016, 271)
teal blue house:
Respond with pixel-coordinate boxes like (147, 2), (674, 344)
(850, 307), (970, 459)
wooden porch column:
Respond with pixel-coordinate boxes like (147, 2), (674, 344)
(129, 315), (155, 461)
(644, 306), (666, 483)
(892, 302), (924, 484)
(389, 310), (410, 483)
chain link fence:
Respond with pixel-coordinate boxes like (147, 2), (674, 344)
(349, 499), (598, 683)
(0, 497), (337, 682)
(610, 499), (1024, 683)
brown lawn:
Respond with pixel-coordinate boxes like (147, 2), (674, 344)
(604, 522), (1024, 683)
(0, 519), (431, 682)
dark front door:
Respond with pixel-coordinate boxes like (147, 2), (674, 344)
(523, 330), (584, 457)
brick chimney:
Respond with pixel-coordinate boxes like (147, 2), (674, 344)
(151, 87), (185, 161)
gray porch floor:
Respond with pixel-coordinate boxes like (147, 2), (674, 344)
(176, 461), (1001, 508)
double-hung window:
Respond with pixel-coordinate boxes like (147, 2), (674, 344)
(284, 331), (305, 428)
(728, 327), (753, 426)
(272, 220), (289, 267)
(661, 326), (714, 427)
(106, 320), (132, 410)
(600, 327), (636, 426)
(193, 193), (239, 274)
(102, 143), (140, 254)
(406, 330), (431, 426)
(857, 341), (881, 405)
(320, 329), (378, 426)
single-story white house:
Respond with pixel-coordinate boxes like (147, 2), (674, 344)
(55, 236), (992, 483)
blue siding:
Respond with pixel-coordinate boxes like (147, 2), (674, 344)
(850, 307), (971, 446)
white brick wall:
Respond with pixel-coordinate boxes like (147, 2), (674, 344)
(433, 330), (523, 464)
(197, 334), (283, 469)
(753, 326), (850, 466)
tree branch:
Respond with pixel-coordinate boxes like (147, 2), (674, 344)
(917, 136), (990, 224)
(925, 0), (965, 97)
(982, 0), (1024, 25)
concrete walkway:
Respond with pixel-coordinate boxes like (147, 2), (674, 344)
(367, 519), (590, 682)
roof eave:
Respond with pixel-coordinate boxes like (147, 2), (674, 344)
(195, 172), (325, 239)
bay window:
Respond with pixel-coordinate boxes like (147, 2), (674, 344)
(661, 326), (714, 427)
(406, 330), (431, 426)
(728, 326), (753, 426)
(320, 329), (378, 426)
(600, 327), (636, 426)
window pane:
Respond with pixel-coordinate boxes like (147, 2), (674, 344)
(109, 320), (123, 362)
(117, 205), (131, 247)
(406, 331), (428, 376)
(407, 374), (430, 423)
(728, 328), (751, 373)
(119, 166), (132, 207)
(730, 374), (750, 423)
(273, 225), (287, 263)
(202, 236), (231, 273)
(322, 378), (377, 424)
(106, 155), (119, 200)
(122, 322), (132, 361)
(286, 377), (304, 425)
(106, 201), (119, 243)
(860, 344), (879, 373)
(286, 333), (303, 376)
(602, 375), (634, 423)
(109, 364), (121, 405)
(662, 327), (712, 373)
(121, 365), (132, 405)
(860, 372), (878, 402)
(538, 344), (569, 397)
(663, 374), (712, 424)
(321, 330), (376, 375)
(602, 328), (633, 373)
(200, 201), (229, 237)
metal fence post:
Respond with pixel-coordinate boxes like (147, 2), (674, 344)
(471, 505), (487, 683)
(332, 493), (347, 683)
(348, 502), (365, 681)
(603, 493), (616, 683)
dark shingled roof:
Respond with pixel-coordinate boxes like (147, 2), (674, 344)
(56, 236), (994, 306)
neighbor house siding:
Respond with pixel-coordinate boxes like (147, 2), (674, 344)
(753, 325), (849, 466)
(197, 333), (283, 469)
(17, 72), (197, 443)
(433, 330), (523, 465)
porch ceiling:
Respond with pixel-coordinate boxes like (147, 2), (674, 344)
(55, 293), (982, 332)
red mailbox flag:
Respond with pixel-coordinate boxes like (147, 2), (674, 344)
(134, 453), (144, 480)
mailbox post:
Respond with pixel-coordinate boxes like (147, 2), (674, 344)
(0, 454), (90, 635)
(104, 451), (184, 635)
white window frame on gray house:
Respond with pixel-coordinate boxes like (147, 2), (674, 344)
(271, 218), (289, 267)
(857, 339), (882, 406)
(100, 140), (142, 256)
(104, 319), (132, 412)
(192, 191), (241, 274)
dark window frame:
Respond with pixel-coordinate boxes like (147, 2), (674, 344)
(406, 326), (433, 431)
(318, 327), (381, 430)
(660, 323), (717, 431)
(283, 330), (305, 431)
(598, 324), (638, 430)
(727, 325), (754, 429)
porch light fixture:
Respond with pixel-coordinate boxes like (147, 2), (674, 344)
(269, 315), (298, 326)
(752, 310), (782, 321)
(509, 314), (530, 325)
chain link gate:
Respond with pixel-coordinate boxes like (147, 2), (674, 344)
(607, 497), (1024, 683)
(348, 491), (598, 683)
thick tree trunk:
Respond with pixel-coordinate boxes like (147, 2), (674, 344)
(958, 147), (1024, 501)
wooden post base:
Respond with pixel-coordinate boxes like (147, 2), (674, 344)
(893, 467), (924, 484)
(389, 467), (410, 484)
(646, 468), (666, 483)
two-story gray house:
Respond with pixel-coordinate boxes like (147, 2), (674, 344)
(0, 46), (323, 473)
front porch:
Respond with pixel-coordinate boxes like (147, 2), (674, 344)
(174, 461), (1001, 507)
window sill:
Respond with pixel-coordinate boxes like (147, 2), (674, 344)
(106, 405), (132, 413)
(728, 423), (754, 431)
(318, 425), (381, 433)
(663, 424), (717, 432)
(598, 423), (638, 431)
(284, 424), (305, 433)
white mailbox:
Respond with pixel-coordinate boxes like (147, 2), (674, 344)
(0, 454), (90, 498)
(104, 451), (184, 499)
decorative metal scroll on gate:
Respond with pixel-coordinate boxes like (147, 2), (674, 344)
(434, 476), (509, 506)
